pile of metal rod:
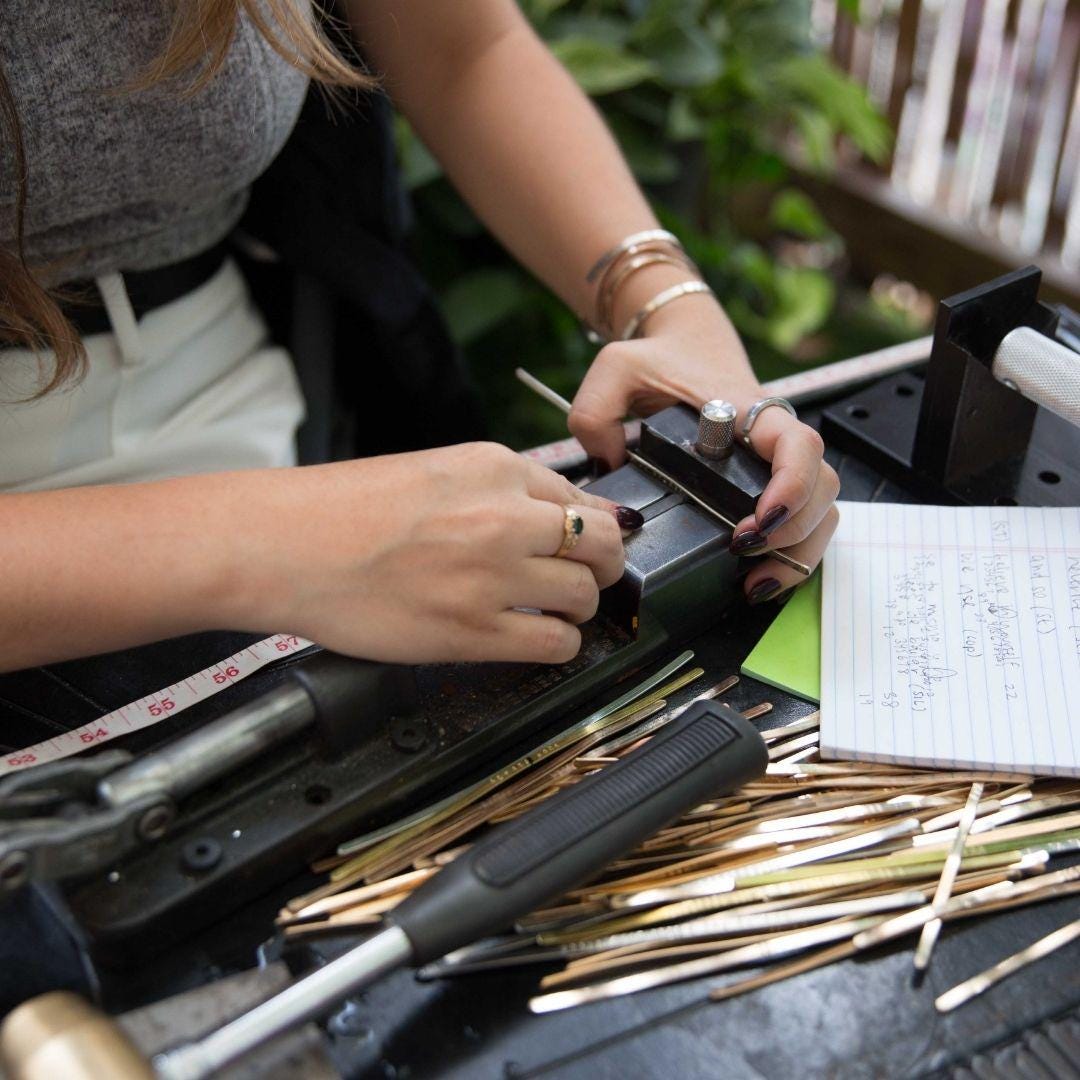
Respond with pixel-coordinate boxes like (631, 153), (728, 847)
(282, 656), (1080, 1015)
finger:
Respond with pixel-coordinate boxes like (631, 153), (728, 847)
(522, 457), (617, 514)
(522, 459), (644, 538)
(742, 505), (839, 604)
(730, 461), (839, 555)
(567, 348), (635, 470)
(513, 557), (600, 625)
(761, 462), (839, 550)
(754, 420), (826, 527)
(526, 503), (625, 590)
(729, 418), (826, 555)
(485, 610), (583, 664)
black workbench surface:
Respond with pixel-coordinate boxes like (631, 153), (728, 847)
(3, 410), (1078, 1079)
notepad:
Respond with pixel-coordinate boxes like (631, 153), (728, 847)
(741, 570), (822, 703)
(821, 502), (1080, 777)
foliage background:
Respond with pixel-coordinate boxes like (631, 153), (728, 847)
(396, 0), (923, 448)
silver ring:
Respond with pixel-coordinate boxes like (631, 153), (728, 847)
(740, 397), (797, 447)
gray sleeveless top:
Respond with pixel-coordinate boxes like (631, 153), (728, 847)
(0, 2), (309, 286)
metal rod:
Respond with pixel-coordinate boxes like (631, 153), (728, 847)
(154, 926), (413, 1080)
(98, 683), (314, 807)
(913, 781), (983, 972)
(515, 368), (811, 577)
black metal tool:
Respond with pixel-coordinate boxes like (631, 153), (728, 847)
(151, 699), (767, 1080)
(822, 265), (1080, 505)
(0, 652), (415, 892)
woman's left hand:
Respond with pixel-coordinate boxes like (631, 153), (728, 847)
(567, 301), (840, 604)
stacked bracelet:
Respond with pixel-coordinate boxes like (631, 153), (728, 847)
(586, 228), (710, 343)
(620, 280), (714, 340)
(585, 229), (681, 285)
(596, 251), (690, 339)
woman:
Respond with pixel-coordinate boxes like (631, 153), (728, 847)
(0, 0), (839, 674)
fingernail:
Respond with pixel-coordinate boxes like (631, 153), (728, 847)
(759, 505), (789, 536)
(730, 530), (768, 556)
(615, 505), (645, 531)
(588, 456), (611, 477)
(748, 577), (782, 605)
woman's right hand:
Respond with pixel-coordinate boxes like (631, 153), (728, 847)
(231, 442), (633, 665)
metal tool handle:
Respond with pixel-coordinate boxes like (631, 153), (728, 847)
(993, 326), (1080, 427)
(154, 698), (766, 1080)
(390, 698), (767, 964)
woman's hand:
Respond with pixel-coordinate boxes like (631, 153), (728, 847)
(568, 300), (839, 603)
(235, 443), (635, 665)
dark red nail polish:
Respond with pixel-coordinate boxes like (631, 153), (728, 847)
(588, 456), (611, 477)
(615, 505), (645, 531)
(748, 577), (782, 604)
(730, 530), (768, 556)
(760, 505), (789, 536)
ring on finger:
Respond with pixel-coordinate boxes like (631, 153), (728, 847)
(554, 507), (585, 558)
(740, 397), (797, 448)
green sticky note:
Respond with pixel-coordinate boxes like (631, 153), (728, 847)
(740, 570), (821, 703)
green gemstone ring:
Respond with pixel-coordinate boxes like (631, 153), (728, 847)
(555, 507), (585, 558)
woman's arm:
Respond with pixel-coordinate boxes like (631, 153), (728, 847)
(0, 448), (625, 672)
(347, 1), (701, 344)
(348, 1), (840, 600)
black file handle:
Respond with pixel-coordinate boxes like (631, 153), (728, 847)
(389, 698), (768, 965)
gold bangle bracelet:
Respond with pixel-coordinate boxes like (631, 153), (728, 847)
(585, 228), (680, 285)
(596, 251), (694, 340)
(619, 280), (714, 341)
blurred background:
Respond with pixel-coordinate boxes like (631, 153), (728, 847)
(394, 0), (1080, 448)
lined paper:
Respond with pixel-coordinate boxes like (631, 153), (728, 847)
(821, 502), (1080, 777)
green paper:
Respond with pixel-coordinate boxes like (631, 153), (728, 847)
(740, 570), (821, 703)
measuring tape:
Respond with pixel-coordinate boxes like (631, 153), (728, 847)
(1, 632), (313, 776)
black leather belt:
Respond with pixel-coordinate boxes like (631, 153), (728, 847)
(61, 242), (229, 338)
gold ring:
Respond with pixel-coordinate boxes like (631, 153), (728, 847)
(555, 508), (584, 557)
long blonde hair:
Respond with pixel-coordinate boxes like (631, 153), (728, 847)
(0, 0), (374, 397)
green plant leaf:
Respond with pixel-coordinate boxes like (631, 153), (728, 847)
(549, 37), (657, 94)
(770, 188), (831, 239)
(635, 19), (722, 88)
(544, 13), (630, 47)
(666, 93), (706, 141)
(522, 0), (573, 23)
(767, 266), (836, 351)
(441, 269), (527, 345)
(777, 55), (892, 164)
(608, 114), (680, 183)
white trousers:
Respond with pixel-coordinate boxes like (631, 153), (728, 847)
(0, 259), (305, 492)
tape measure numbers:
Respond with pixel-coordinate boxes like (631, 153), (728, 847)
(2, 633), (314, 775)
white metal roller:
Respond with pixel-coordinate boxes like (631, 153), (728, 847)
(992, 325), (1080, 427)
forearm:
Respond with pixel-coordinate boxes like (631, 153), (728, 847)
(352, 2), (751, 368)
(0, 476), (249, 672)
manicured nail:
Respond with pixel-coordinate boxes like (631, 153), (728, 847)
(748, 577), (782, 605)
(730, 530), (768, 556)
(588, 456), (611, 477)
(615, 505), (645, 531)
(759, 505), (789, 536)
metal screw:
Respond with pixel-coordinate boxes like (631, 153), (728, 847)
(390, 715), (428, 753)
(181, 837), (223, 873)
(695, 399), (737, 460)
(0, 851), (29, 891)
(136, 803), (175, 841)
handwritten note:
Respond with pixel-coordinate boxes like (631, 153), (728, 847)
(821, 502), (1080, 776)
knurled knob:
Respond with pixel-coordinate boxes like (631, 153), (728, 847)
(696, 399), (736, 459)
